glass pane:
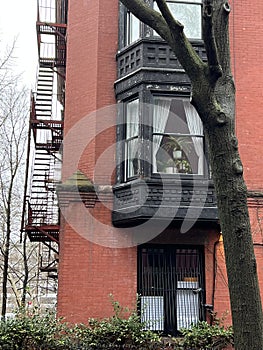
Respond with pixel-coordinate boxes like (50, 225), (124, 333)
(154, 135), (194, 174)
(168, 2), (202, 39)
(126, 138), (139, 178)
(126, 12), (140, 45)
(154, 1), (202, 39)
(152, 97), (204, 174)
(126, 99), (139, 138)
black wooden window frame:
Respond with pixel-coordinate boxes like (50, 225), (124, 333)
(137, 244), (206, 335)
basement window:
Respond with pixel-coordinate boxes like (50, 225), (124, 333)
(138, 245), (205, 335)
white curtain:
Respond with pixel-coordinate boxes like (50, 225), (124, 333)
(152, 98), (171, 172)
(183, 101), (204, 175)
(141, 296), (164, 331)
(126, 100), (139, 177)
(177, 281), (199, 330)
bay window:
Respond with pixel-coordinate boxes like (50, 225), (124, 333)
(123, 95), (204, 182)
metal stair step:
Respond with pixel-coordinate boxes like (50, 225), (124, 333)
(38, 70), (53, 75)
(36, 89), (53, 93)
(38, 76), (53, 80)
(36, 96), (53, 100)
(37, 81), (53, 85)
(37, 89), (53, 93)
(35, 103), (52, 108)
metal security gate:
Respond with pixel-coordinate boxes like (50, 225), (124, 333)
(138, 245), (205, 335)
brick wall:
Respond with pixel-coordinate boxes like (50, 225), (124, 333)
(229, 0), (263, 190)
(230, 0), (263, 299)
(58, 0), (263, 326)
(57, 0), (139, 321)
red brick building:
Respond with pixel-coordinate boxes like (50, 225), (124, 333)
(24, 0), (263, 335)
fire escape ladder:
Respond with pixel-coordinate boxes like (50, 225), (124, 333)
(35, 67), (54, 120)
(24, 66), (62, 244)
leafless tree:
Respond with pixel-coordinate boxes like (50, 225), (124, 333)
(0, 41), (58, 318)
(0, 73), (29, 317)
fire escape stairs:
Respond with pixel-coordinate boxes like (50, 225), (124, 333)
(22, 0), (67, 283)
(25, 66), (61, 244)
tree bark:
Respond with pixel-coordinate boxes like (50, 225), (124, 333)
(1, 183), (12, 319)
(21, 233), (29, 307)
(119, 0), (263, 349)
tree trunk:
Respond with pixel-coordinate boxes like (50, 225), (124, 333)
(1, 186), (12, 319)
(21, 233), (29, 306)
(201, 84), (263, 350)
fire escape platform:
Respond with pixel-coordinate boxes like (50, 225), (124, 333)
(36, 20), (67, 68)
(25, 225), (60, 243)
(36, 21), (67, 29)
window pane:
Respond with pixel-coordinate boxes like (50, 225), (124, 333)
(125, 99), (139, 179)
(152, 97), (204, 175)
(154, 1), (202, 40)
(126, 12), (140, 45)
(126, 99), (139, 138)
(126, 138), (139, 178)
(168, 2), (202, 39)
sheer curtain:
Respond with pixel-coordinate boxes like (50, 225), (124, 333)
(126, 99), (139, 177)
(183, 101), (204, 175)
(152, 98), (171, 172)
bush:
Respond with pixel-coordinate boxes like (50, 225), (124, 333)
(74, 296), (161, 349)
(0, 300), (234, 350)
(0, 297), (160, 350)
(0, 309), (68, 350)
(173, 321), (234, 350)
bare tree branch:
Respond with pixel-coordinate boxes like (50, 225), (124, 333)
(203, 0), (222, 83)
(155, 0), (183, 31)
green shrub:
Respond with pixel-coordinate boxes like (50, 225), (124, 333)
(0, 297), (160, 350)
(173, 321), (234, 350)
(0, 301), (234, 350)
(78, 296), (161, 349)
(0, 309), (69, 350)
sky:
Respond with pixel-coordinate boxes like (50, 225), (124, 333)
(0, 0), (38, 88)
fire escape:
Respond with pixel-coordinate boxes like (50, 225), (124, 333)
(22, 0), (67, 282)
